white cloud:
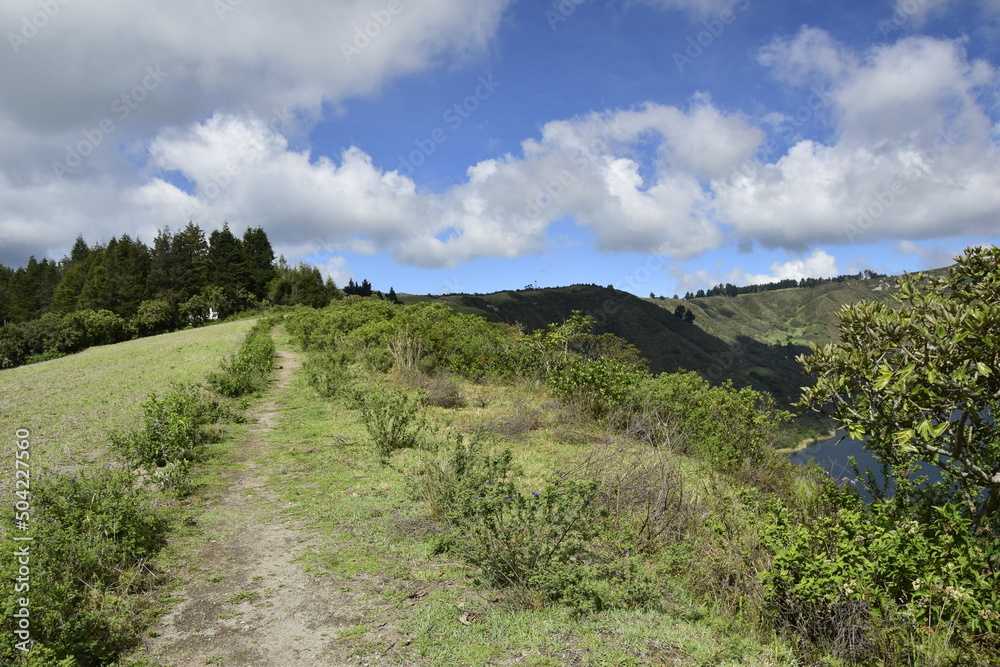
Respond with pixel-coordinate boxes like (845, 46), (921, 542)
(740, 249), (839, 284)
(716, 30), (1000, 250)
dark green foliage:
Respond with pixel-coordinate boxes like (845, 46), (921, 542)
(763, 500), (1000, 662)
(208, 223), (250, 295)
(267, 259), (338, 307)
(206, 320), (275, 397)
(0, 470), (167, 665)
(343, 278), (373, 297)
(241, 226), (277, 300)
(131, 298), (176, 336)
(800, 246), (1000, 526)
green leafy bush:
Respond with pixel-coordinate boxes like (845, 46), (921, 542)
(0, 470), (167, 665)
(110, 382), (220, 494)
(302, 349), (354, 398)
(353, 385), (428, 458)
(620, 371), (787, 472)
(417, 433), (659, 614)
(206, 321), (275, 397)
(763, 501), (1000, 662)
(548, 357), (645, 419)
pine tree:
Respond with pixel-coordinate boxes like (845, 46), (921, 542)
(172, 222), (210, 301)
(208, 223), (249, 294)
(241, 226), (277, 300)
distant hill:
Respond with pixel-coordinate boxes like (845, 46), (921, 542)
(403, 284), (808, 405)
(400, 269), (934, 413)
(646, 276), (899, 348)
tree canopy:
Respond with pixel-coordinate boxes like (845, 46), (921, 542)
(798, 246), (1000, 527)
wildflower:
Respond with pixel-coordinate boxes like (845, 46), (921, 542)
(531, 491), (539, 498)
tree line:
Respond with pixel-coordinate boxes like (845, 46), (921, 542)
(0, 222), (348, 368)
(680, 269), (887, 299)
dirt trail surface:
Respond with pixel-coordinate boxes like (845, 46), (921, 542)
(137, 348), (401, 666)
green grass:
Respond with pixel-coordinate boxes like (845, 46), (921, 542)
(0, 319), (256, 470)
(263, 330), (799, 665)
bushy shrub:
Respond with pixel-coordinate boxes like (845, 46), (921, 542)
(762, 501), (1000, 663)
(0, 470), (166, 665)
(416, 433), (659, 614)
(0, 323), (29, 368)
(302, 349), (354, 398)
(353, 385), (428, 458)
(619, 371), (788, 471)
(206, 322), (275, 397)
(67, 309), (130, 347)
(131, 298), (176, 336)
(110, 382), (219, 494)
(548, 357), (645, 419)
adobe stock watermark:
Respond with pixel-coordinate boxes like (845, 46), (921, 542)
(673, 0), (751, 74)
(876, 0), (931, 39)
(508, 114), (625, 230)
(587, 254), (672, 327)
(546, 0), (587, 31)
(844, 124), (959, 243)
(340, 0), (405, 62)
(395, 74), (502, 176)
(7, 0), (71, 54)
(716, 84), (831, 192)
(51, 65), (170, 178)
(177, 106), (294, 220)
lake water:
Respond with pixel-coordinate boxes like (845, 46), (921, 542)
(789, 430), (941, 499)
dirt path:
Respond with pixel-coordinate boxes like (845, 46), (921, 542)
(137, 348), (390, 666)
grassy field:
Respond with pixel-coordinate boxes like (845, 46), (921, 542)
(0, 318), (256, 471)
(261, 329), (798, 665)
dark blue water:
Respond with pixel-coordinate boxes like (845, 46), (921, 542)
(789, 430), (941, 499)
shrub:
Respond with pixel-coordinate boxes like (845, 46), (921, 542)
(110, 382), (219, 494)
(417, 433), (659, 614)
(67, 309), (130, 347)
(206, 321), (275, 397)
(131, 298), (176, 336)
(0, 324), (29, 368)
(353, 385), (428, 458)
(548, 357), (645, 420)
(302, 349), (354, 398)
(762, 501), (1000, 663)
(619, 371), (788, 472)
(0, 470), (167, 665)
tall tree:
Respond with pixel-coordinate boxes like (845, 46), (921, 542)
(171, 222), (210, 301)
(241, 226), (277, 300)
(208, 223), (249, 294)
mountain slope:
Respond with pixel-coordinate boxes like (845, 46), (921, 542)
(405, 284), (810, 404)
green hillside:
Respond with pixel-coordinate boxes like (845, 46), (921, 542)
(644, 277), (898, 347)
(0, 318), (255, 469)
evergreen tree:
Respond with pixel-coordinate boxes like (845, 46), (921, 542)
(7, 257), (60, 322)
(673, 305), (686, 319)
(147, 226), (175, 300)
(242, 226), (277, 300)
(0, 264), (12, 324)
(208, 223), (249, 294)
(171, 222), (210, 301)
(69, 235), (90, 264)
(388, 287), (399, 303)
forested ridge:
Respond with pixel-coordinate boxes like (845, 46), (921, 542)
(0, 223), (342, 368)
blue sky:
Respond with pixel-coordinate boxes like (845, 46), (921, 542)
(1, 0), (999, 297)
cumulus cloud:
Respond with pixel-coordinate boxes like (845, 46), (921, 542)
(133, 99), (760, 269)
(716, 29), (1000, 250)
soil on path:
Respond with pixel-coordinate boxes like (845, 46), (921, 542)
(136, 348), (401, 666)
